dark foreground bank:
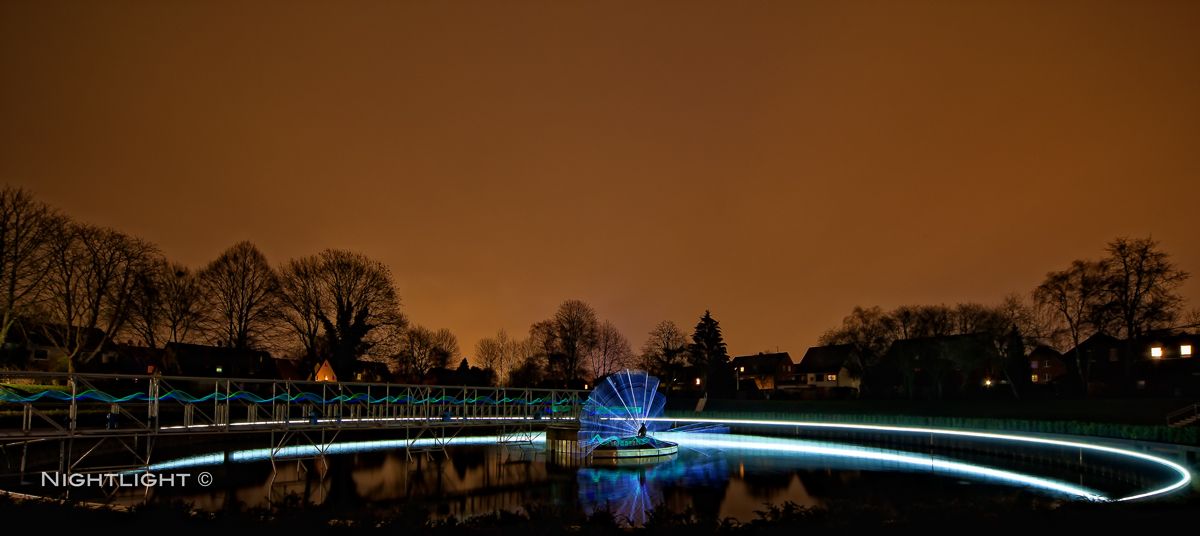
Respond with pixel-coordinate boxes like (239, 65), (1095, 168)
(3, 491), (1199, 536)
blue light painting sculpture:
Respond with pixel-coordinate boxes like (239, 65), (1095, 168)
(578, 370), (677, 458)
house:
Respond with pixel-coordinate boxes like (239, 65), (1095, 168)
(350, 360), (393, 383)
(164, 343), (276, 379)
(1028, 346), (1067, 385)
(96, 343), (168, 375)
(2, 323), (111, 372)
(274, 358), (307, 381)
(1139, 334), (1196, 360)
(731, 352), (795, 390)
(795, 345), (860, 390)
(1062, 332), (1199, 395)
(313, 360), (337, 382)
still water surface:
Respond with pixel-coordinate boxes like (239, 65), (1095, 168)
(35, 432), (1166, 524)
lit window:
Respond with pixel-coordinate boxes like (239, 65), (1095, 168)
(1151, 347), (1162, 358)
(1031, 374), (1038, 382)
(1031, 362), (1038, 369)
(695, 378), (701, 385)
(215, 366), (223, 373)
(1182, 345), (1192, 356)
(740, 367), (745, 372)
(826, 374), (836, 381)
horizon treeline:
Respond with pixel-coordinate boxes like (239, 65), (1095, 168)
(475, 305), (731, 389)
(821, 236), (1197, 397)
(0, 185), (462, 378)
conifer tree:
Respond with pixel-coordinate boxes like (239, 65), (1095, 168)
(689, 310), (730, 391)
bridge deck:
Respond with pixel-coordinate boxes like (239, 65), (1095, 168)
(1, 371), (584, 475)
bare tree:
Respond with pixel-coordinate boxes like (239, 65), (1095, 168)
(317, 250), (406, 376)
(125, 261), (204, 347)
(507, 333), (545, 387)
(820, 306), (894, 394)
(0, 186), (65, 345)
(276, 250), (408, 376)
(198, 241), (280, 351)
(548, 300), (598, 381)
(39, 223), (160, 371)
(431, 327), (461, 364)
(276, 254), (326, 363)
(585, 320), (632, 379)
(474, 328), (525, 385)
(1102, 237), (1190, 376)
(1102, 237), (1189, 341)
(1180, 308), (1200, 331)
(474, 335), (503, 377)
(1034, 260), (1107, 384)
(394, 325), (458, 378)
(638, 320), (689, 390)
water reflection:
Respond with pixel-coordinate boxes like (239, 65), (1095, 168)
(33, 431), (1171, 524)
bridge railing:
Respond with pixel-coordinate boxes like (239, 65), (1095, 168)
(0, 371), (586, 440)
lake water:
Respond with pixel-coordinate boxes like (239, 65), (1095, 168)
(10, 432), (1177, 525)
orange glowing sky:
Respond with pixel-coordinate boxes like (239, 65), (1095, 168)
(3, 1), (1198, 361)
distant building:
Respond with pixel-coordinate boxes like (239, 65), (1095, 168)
(96, 343), (167, 375)
(795, 345), (860, 390)
(163, 343), (275, 378)
(1063, 332), (1199, 395)
(349, 361), (393, 383)
(731, 352), (795, 390)
(1139, 334), (1196, 360)
(313, 360), (337, 382)
(2, 323), (112, 372)
(1028, 346), (1067, 385)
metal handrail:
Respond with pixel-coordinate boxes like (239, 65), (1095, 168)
(1165, 402), (1199, 426)
(1, 370), (587, 443)
(0, 369), (589, 394)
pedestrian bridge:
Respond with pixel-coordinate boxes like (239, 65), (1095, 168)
(0, 371), (585, 476)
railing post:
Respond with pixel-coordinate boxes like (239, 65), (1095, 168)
(69, 374), (77, 435)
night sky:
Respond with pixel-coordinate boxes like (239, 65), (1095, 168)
(3, 1), (1198, 360)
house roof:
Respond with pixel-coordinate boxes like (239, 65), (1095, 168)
(165, 343), (271, 363)
(731, 352), (793, 375)
(796, 345), (854, 374)
(274, 359), (306, 381)
(1065, 332), (1196, 360)
(164, 342), (274, 377)
(113, 344), (169, 375)
(1028, 345), (1063, 360)
(7, 322), (107, 350)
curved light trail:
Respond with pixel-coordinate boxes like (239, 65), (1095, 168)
(646, 417), (1193, 502)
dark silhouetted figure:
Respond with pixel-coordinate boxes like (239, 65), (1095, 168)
(638, 422), (647, 438)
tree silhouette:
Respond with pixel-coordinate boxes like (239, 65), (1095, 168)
(198, 241), (279, 351)
(40, 223), (160, 370)
(1035, 259), (1107, 386)
(638, 320), (689, 390)
(0, 186), (65, 346)
(688, 311), (729, 391)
